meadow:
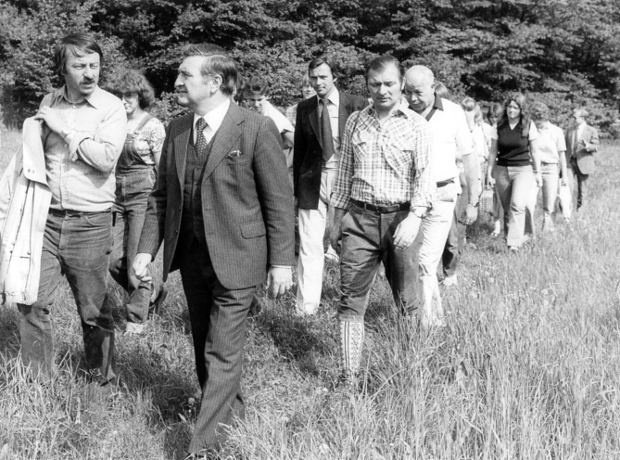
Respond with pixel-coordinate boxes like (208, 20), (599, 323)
(1, 126), (620, 459)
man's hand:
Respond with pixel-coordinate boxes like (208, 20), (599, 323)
(393, 214), (422, 249)
(329, 208), (347, 252)
(463, 203), (478, 225)
(266, 266), (293, 298)
(132, 253), (153, 282)
(487, 174), (495, 188)
(34, 107), (68, 135)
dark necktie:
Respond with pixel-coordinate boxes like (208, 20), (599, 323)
(320, 98), (335, 162)
(195, 117), (209, 157)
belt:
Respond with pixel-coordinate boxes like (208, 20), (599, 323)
(350, 199), (409, 213)
(436, 178), (455, 188)
(49, 208), (111, 218)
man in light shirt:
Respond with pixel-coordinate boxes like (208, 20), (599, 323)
(18, 33), (126, 383)
(404, 65), (479, 328)
(133, 45), (294, 457)
(242, 76), (295, 184)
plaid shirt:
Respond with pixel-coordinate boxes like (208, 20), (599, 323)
(330, 101), (434, 210)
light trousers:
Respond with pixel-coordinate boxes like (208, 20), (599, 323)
(416, 187), (456, 327)
(493, 165), (536, 248)
(296, 168), (337, 314)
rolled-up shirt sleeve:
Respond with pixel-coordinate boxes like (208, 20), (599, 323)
(70, 103), (127, 172)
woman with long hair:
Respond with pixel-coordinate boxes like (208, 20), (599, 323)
(486, 93), (541, 251)
(107, 69), (167, 334)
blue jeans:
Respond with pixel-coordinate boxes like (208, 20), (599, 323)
(17, 209), (115, 379)
(493, 165), (536, 248)
(109, 167), (156, 323)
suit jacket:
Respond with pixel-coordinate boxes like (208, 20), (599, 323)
(138, 103), (295, 290)
(293, 91), (367, 209)
(565, 123), (599, 175)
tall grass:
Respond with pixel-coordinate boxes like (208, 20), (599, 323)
(1, 131), (619, 459)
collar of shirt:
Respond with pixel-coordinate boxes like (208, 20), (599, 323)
(193, 98), (231, 136)
(317, 88), (340, 108)
(367, 99), (418, 121)
(49, 85), (107, 109)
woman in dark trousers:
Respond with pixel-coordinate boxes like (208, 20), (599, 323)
(108, 70), (166, 334)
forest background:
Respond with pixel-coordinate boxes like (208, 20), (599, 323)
(1, 0), (620, 132)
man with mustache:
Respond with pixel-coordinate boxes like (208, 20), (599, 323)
(133, 45), (294, 458)
(14, 33), (126, 382)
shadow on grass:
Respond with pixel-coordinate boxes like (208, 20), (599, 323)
(0, 307), (20, 357)
(251, 293), (336, 376)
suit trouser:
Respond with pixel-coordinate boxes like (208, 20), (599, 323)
(179, 239), (254, 453)
(337, 203), (416, 319)
(296, 168), (337, 314)
(493, 165), (536, 248)
(569, 161), (589, 210)
(17, 210), (115, 380)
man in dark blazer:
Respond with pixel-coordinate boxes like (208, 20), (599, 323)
(133, 46), (294, 457)
(565, 108), (599, 213)
(293, 57), (367, 315)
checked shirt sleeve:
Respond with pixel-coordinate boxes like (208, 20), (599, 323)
(330, 111), (360, 210)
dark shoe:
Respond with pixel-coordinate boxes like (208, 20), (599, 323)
(148, 285), (168, 315)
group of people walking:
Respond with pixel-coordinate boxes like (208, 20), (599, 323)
(0, 32), (600, 459)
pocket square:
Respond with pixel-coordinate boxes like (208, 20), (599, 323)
(228, 149), (243, 158)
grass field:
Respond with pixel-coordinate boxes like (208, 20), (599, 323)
(1, 126), (620, 459)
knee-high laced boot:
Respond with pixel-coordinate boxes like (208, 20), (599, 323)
(339, 318), (365, 384)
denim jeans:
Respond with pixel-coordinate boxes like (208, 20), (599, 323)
(338, 203), (417, 319)
(109, 166), (156, 323)
(493, 165), (536, 248)
(17, 209), (115, 379)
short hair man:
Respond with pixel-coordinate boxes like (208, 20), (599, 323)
(329, 55), (434, 383)
(404, 65), (479, 327)
(133, 46), (295, 456)
(293, 56), (367, 315)
(242, 76), (295, 184)
(15, 33), (126, 381)
(565, 107), (599, 214)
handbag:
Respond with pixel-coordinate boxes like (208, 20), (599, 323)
(479, 187), (495, 215)
(558, 183), (572, 220)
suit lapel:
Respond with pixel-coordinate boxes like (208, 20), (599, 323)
(202, 104), (243, 180)
(307, 96), (321, 147)
(175, 116), (192, 185)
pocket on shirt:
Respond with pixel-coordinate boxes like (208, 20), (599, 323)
(384, 139), (412, 175)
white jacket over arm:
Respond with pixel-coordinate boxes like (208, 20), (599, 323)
(0, 118), (52, 304)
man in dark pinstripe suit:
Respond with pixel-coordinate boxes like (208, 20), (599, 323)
(133, 46), (295, 458)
